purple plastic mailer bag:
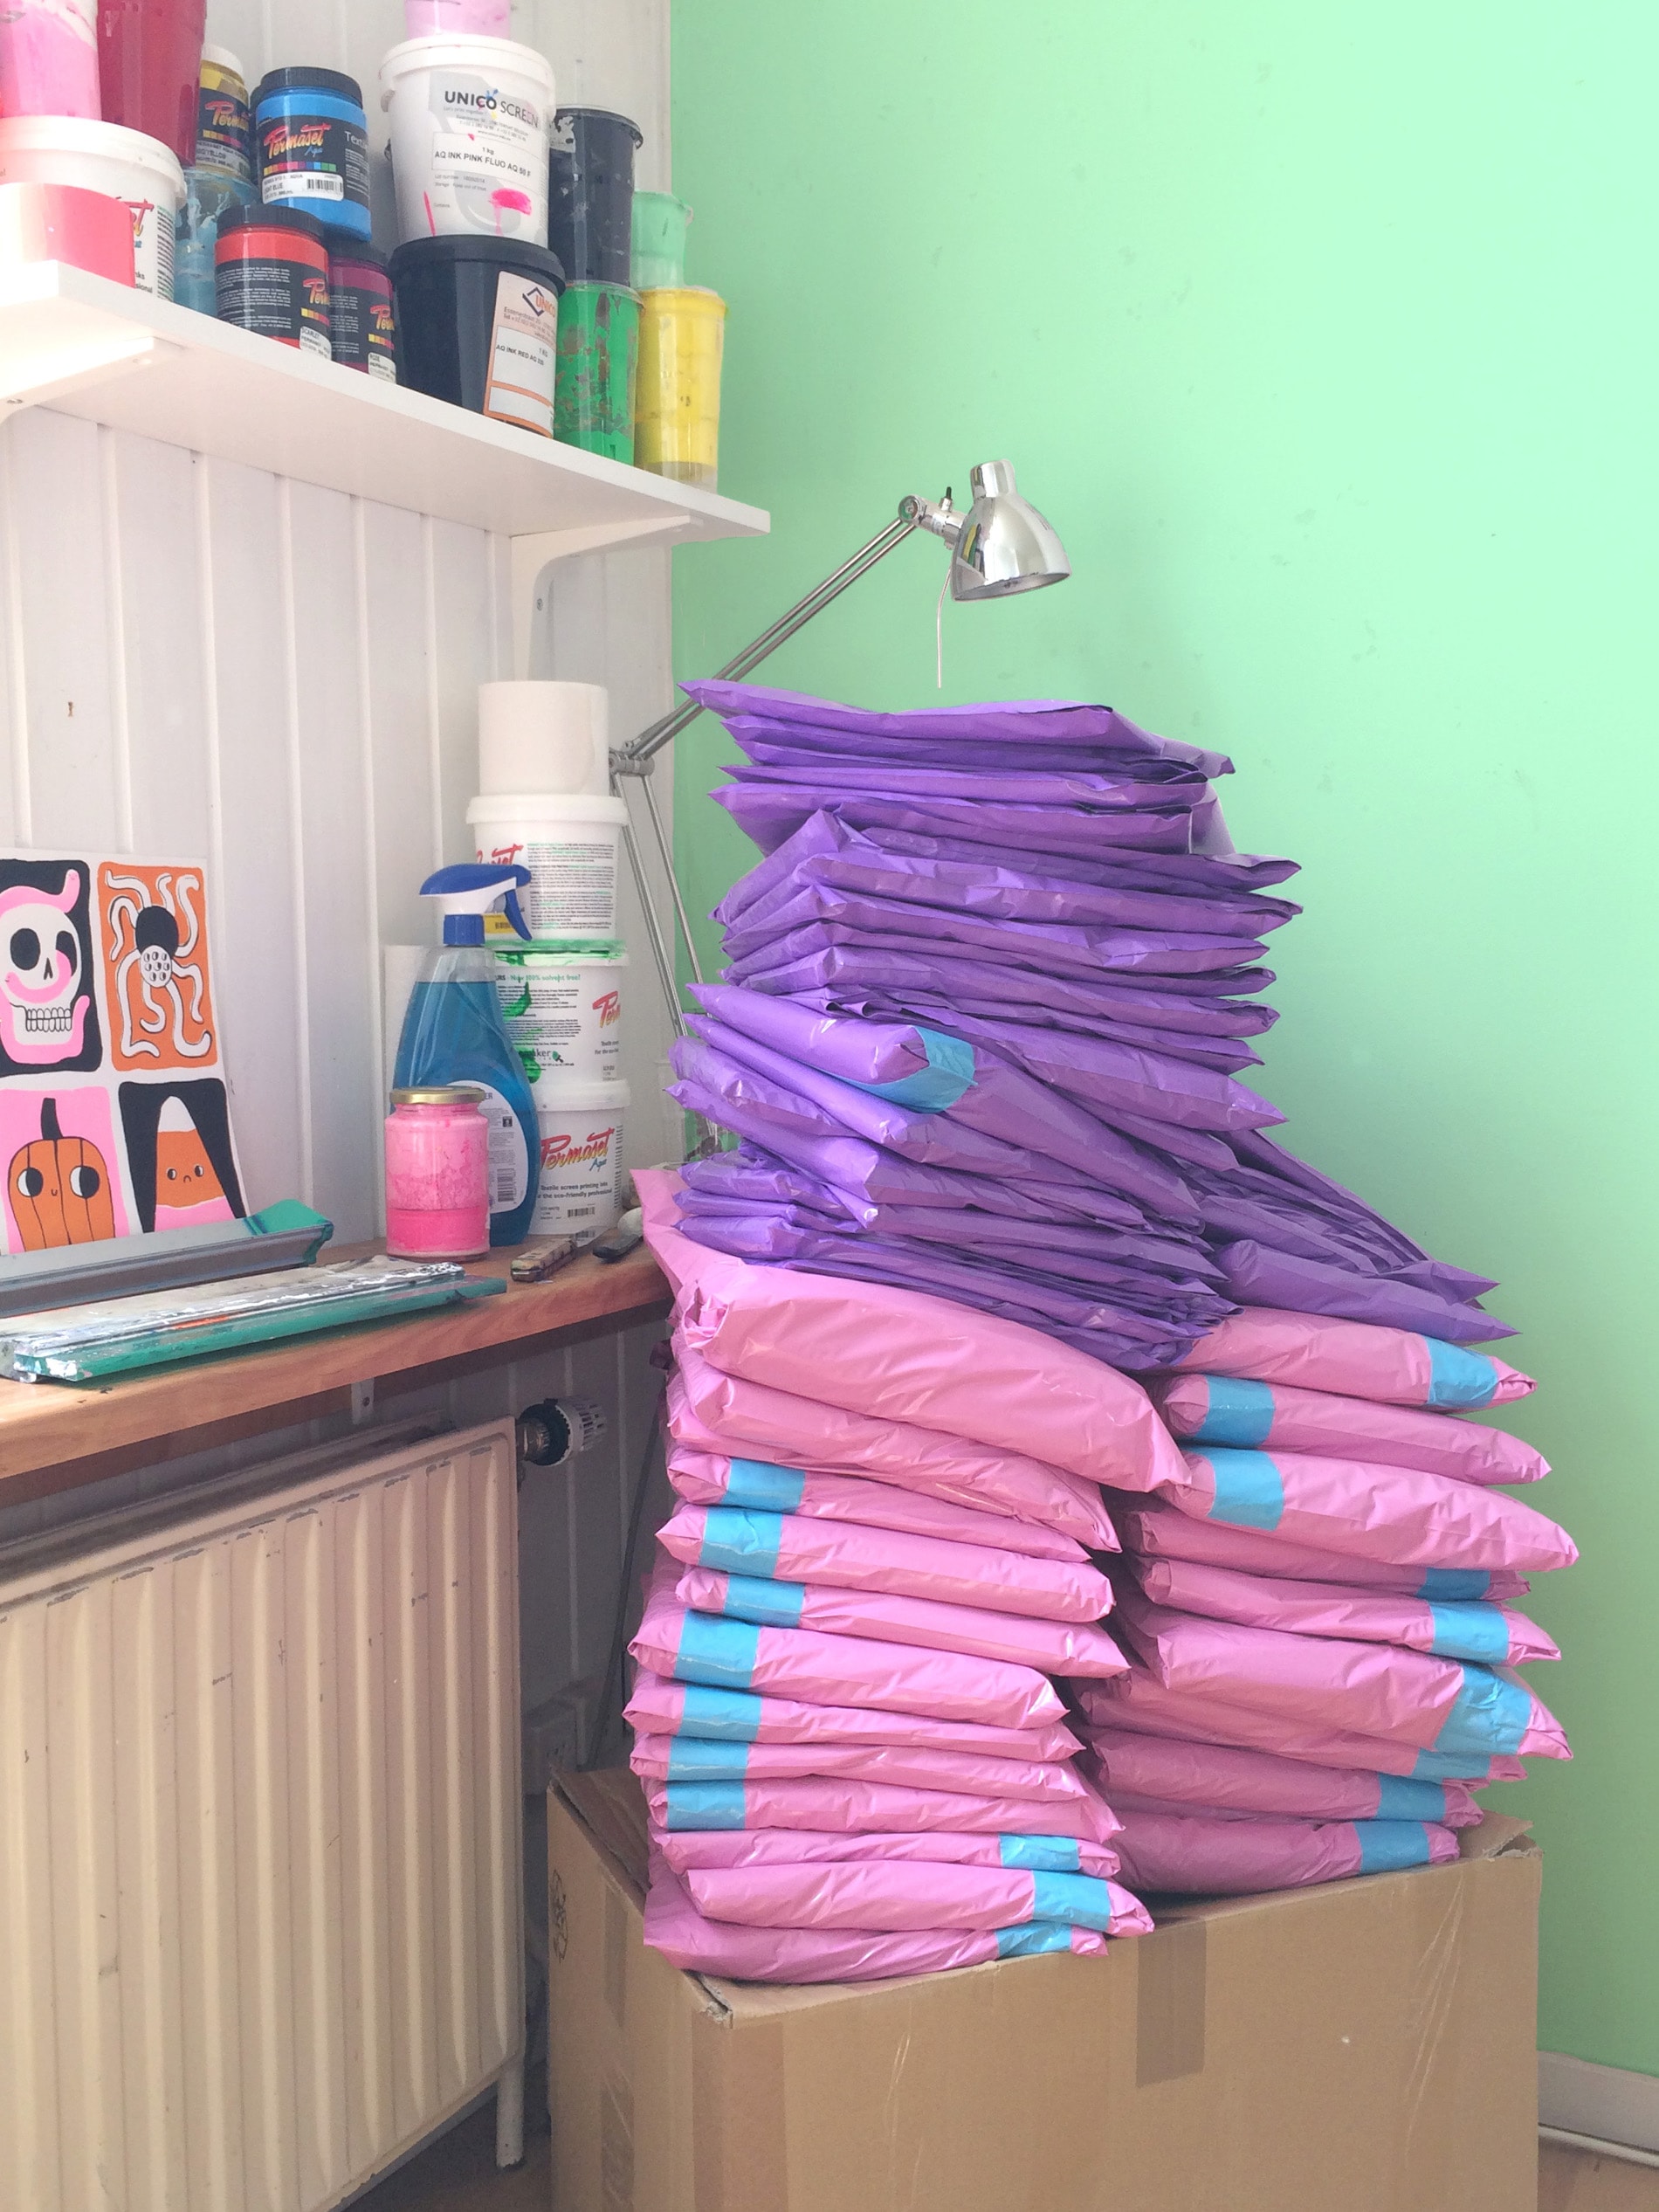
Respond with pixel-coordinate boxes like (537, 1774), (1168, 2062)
(682, 1013), (1200, 1220)
(726, 755), (1212, 810)
(722, 819), (1287, 941)
(684, 679), (1233, 772)
(721, 883), (1269, 981)
(715, 781), (1201, 858)
(733, 937), (1278, 1037)
(1214, 1242), (1517, 1344)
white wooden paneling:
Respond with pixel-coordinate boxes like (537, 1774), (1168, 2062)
(0, 6), (677, 1781)
(0, 0), (680, 1235)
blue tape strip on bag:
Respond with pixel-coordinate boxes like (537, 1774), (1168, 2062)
(723, 1457), (808, 1512)
(673, 1612), (761, 1691)
(847, 1026), (977, 1112)
(1374, 1773), (1452, 1822)
(1432, 1664), (1532, 1760)
(999, 1835), (1084, 1873)
(1427, 1602), (1511, 1665)
(1188, 1375), (1276, 1447)
(1028, 1870), (1118, 1933)
(1356, 1819), (1434, 1874)
(716, 1574), (807, 1629)
(1426, 1337), (1500, 1409)
(698, 1506), (785, 1580)
(1418, 1567), (1492, 1602)
(1203, 1448), (1285, 1530)
(665, 1737), (750, 1781)
(662, 1780), (748, 1830)
(678, 1683), (764, 1741)
(995, 1922), (1077, 1959)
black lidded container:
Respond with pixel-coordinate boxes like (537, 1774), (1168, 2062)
(547, 107), (642, 286)
(389, 235), (567, 437)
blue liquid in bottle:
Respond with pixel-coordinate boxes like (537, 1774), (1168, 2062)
(396, 875), (540, 1246)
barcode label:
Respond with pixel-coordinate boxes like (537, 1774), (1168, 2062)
(567, 1205), (595, 1219)
(493, 1170), (517, 1202)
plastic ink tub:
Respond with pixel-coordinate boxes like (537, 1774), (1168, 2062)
(405, 0), (508, 31)
(254, 65), (370, 243)
(547, 107), (638, 285)
(494, 942), (626, 1086)
(98, 0), (205, 164)
(531, 1078), (628, 1237)
(385, 1085), (489, 1258)
(330, 241), (396, 379)
(554, 278), (637, 460)
(215, 201), (331, 355)
(0, 114), (182, 293)
(636, 284), (725, 486)
(466, 790), (627, 937)
(381, 32), (554, 246)
(0, 179), (134, 284)
(390, 232), (565, 435)
(630, 190), (689, 289)
(0, 0), (99, 125)
(196, 45), (252, 184)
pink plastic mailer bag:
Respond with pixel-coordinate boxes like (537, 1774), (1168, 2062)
(1084, 1723), (1481, 1827)
(1173, 1306), (1536, 1409)
(641, 1171), (1187, 1494)
(685, 1858), (1151, 1938)
(1153, 1371), (1549, 1485)
(1112, 1809), (1458, 1896)
(1172, 1444), (1576, 1573)
(668, 1347), (1119, 1548)
(643, 1773), (1120, 1847)
(658, 1499), (1112, 1623)
(674, 1564), (1129, 1679)
(1112, 1501), (1532, 1603)
(644, 1854), (1110, 1981)
(1076, 1673), (1528, 1783)
(666, 1446), (1091, 1562)
(625, 1668), (1081, 1764)
(630, 1572), (1064, 1731)
(1112, 1594), (1569, 1761)
(630, 1732), (1093, 1807)
(1134, 1554), (1559, 1667)
(658, 1825), (1119, 1880)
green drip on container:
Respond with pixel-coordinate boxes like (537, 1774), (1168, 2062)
(554, 280), (641, 462)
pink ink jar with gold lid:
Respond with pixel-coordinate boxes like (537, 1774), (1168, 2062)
(385, 1084), (489, 1258)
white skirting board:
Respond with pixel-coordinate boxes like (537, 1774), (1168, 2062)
(1540, 2051), (1659, 2157)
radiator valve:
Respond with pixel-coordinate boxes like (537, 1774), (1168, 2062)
(517, 1395), (607, 1467)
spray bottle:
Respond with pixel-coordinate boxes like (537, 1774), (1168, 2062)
(394, 864), (539, 1246)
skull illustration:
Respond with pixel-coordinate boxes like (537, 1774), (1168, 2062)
(0, 872), (88, 1066)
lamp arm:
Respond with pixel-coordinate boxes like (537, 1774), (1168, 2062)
(611, 497), (940, 776)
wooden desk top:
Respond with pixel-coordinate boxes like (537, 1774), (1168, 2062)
(0, 1243), (671, 1497)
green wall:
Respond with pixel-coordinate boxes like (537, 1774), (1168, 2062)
(671, 0), (1657, 2071)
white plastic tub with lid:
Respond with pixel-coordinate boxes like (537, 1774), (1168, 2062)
(532, 1077), (628, 1236)
(0, 114), (184, 294)
(381, 33), (555, 247)
(469, 791), (627, 939)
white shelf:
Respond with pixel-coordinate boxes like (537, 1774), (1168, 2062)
(0, 260), (769, 558)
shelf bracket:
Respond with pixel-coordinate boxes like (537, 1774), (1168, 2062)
(510, 516), (692, 677)
(0, 328), (178, 415)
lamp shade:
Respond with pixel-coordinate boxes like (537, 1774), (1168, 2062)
(948, 459), (1070, 601)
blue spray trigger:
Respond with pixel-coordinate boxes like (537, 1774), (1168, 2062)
(501, 888), (532, 941)
(419, 862), (533, 901)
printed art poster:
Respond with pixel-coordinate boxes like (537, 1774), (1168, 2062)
(0, 854), (244, 1255)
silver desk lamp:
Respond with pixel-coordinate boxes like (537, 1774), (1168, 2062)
(608, 459), (1071, 1031)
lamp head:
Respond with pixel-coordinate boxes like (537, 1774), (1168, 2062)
(905, 460), (1070, 601)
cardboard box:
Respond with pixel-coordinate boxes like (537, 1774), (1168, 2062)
(547, 1771), (1540, 2212)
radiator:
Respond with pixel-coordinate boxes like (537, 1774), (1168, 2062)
(0, 1418), (525, 2212)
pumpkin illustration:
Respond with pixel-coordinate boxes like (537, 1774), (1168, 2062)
(10, 1096), (116, 1249)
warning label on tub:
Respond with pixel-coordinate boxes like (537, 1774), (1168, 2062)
(485, 272), (557, 438)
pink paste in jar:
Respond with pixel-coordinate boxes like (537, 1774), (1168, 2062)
(385, 1085), (489, 1258)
